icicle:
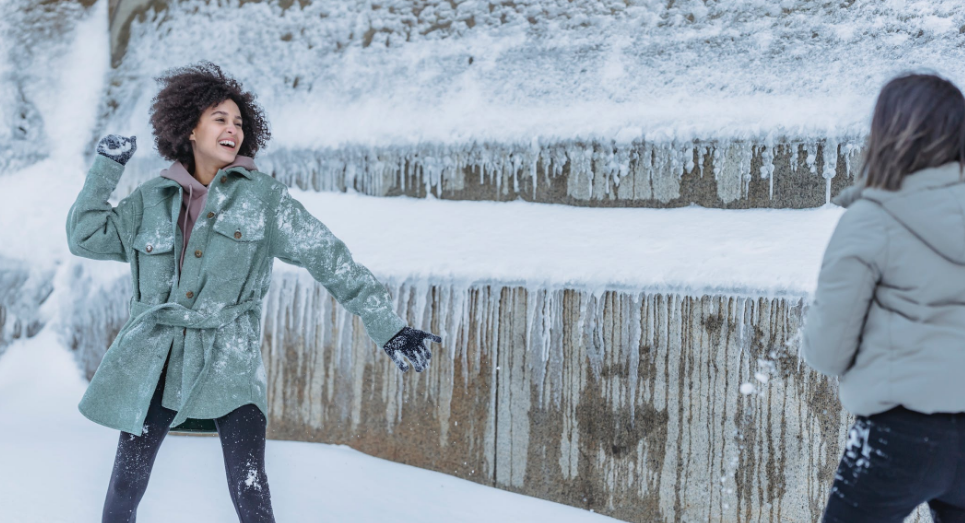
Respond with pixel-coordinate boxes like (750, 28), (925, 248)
(823, 139), (839, 180)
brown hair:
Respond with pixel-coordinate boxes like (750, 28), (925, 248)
(862, 73), (965, 190)
(149, 62), (270, 173)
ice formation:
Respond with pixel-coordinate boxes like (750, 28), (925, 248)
(97, 0), (965, 205)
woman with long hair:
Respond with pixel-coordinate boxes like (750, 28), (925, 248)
(803, 73), (965, 522)
(66, 62), (440, 523)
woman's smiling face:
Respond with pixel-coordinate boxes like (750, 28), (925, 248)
(189, 98), (244, 169)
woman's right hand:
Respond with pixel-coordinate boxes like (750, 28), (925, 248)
(96, 135), (137, 166)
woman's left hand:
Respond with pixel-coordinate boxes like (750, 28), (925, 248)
(382, 327), (441, 373)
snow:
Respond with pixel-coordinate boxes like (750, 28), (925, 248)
(0, 164), (843, 298)
(102, 0), (965, 148)
(0, 328), (618, 523)
(0, 142), (844, 300)
(0, 0), (109, 265)
(279, 190), (843, 297)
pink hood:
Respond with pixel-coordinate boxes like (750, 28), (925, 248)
(160, 156), (257, 274)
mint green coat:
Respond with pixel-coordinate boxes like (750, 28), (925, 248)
(67, 155), (407, 435)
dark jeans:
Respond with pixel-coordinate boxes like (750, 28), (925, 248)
(823, 406), (965, 523)
(102, 363), (275, 523)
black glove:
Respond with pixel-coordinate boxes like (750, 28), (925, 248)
(382, 327), (441, 373)
(96, 135), (137, 166)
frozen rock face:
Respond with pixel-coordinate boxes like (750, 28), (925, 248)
(104, 0), (964, 207)
(258, 273), (925, 522)
(0, 0), (97, 172)
(119, 140), (862, 209)
(0, 257), (54, 357)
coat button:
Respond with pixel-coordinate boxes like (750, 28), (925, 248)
(207, 212), (215, 219)
(220, 176), (227, 183)
(234, 231), (242, 239)
(195, 250), (203, 258)
(145, 244), (153, 253)
(185, 291), (194, 299)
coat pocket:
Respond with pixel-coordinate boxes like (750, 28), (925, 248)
(209, 212), (266, 282)
(133, 230), (176, 298)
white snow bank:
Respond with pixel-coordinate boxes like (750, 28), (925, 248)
(0, 329), (618, 523)
(0, 161), (841, 299)
(0, 157), (843, 305)
(0, 0), (109, 266)
(280, 190), (844, 297)
(104, 0), (965, 148)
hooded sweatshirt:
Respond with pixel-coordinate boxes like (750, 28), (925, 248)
(801, 161), (965, 416)
(159, 156), (257, 274)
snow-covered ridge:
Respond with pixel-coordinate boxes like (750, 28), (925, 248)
(279, 191), (842, 297)
(101, 0), (965, 151)
(0, 0), (97, 172)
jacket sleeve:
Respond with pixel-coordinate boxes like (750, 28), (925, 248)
(801, 203), (887, 377)
(65, 155), (137, 262)
(268, 186), (407, 347)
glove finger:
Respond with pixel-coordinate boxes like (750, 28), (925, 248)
(129, 136), (137, 151)
(388, 349), (409, 372)
(426, 332), (442, 344)
(410, 352), (426, 373)
(422, 344), (432, 362)
(415, 347), (430, 370)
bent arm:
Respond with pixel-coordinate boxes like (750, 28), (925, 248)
(65, 155), (137, 262)
(269, 187), (406, 347)
(801, 205), (886, 376)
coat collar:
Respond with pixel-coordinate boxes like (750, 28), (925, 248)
(156, 155), (258, 189)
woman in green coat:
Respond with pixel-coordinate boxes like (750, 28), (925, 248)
(66, 62), (440, 523)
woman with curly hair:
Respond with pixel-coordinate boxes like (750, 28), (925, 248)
(66, 62), (440, 523)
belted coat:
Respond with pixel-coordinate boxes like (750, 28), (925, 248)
(67, 155), (407, 435)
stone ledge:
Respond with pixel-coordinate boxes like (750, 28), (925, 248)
(121, 140), (862, 210)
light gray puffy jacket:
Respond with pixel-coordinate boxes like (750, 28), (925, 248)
(802, 162), (965, 416)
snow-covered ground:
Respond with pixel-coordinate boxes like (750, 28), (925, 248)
(0, 328), (619, 523)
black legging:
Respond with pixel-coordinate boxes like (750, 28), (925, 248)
(102, 363), (275, 523)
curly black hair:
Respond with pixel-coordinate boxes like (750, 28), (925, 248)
(149, 62), (270, 169)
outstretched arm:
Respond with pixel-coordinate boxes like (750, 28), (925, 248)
(269, 187), (440, 371)
(66, 135), (138, 262)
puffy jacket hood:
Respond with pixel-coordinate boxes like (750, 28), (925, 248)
(862, 162), (965, 264)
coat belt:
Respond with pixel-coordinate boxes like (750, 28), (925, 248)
(127, 298), (262, 330)
(109, 298), (264, 429)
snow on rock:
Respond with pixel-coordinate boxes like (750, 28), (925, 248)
(106, 0), (965, 147)
(0, 257), (54, 357)
(98, 0), (965, 205)
(277, 190), (844, 297)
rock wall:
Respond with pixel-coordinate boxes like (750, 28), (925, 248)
(118, 140), (863, 210)
(260, 271), (847, 522)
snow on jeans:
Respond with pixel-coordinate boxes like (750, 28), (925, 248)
(102, 356), (275, 523)
(823, 406), (965, 523)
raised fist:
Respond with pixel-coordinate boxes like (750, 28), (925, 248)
(96, 135), (137, 166)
